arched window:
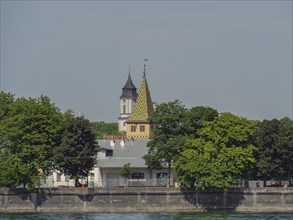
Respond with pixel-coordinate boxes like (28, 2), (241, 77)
(123, 105), (126, 114)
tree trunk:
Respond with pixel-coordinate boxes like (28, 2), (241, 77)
(167, 162), (171, 188)
(75, 178), (81, 187)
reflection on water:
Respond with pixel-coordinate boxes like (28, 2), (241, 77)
(0, 212), (292, 220)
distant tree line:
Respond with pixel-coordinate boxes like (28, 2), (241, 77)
(90, 121), (119, 139)
(144, 100), (293, 190)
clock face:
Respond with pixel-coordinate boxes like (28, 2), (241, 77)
(122, 98), (126, 103)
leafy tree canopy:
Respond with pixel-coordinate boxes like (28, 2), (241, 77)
(175, 112), (258, 191)
(0, 93), (63, 188)
(254, 117), (293, 182)
(144, 100), (219, 187)
(53, 116), (100, 186)
(119, 163), (132, 179)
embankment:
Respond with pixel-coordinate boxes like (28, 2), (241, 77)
(0, 187), (292, 212)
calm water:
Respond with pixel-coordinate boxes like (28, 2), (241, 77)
(0, 212), (292, 220)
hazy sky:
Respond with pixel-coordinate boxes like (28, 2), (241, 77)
(1, 1), (292, 122)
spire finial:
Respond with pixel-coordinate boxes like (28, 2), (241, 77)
(128, 64), (131, 76)
(144, 59), (148, 76)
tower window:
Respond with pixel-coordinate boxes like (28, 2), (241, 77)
(131, 125), (136, 132)
(140, 125), (145, 132)
(123, 105), (126, 114)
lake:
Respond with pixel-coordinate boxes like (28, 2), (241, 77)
(0, 212), (292, 220)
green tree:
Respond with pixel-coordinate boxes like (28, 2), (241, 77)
(119, 163), (132, 187)
(0, 94), (63, 188)
(175, 112), (258, 191)
(144, 100), (187, 187)
(182, 106), (219, 136)
(144, 100), (219, 188)
(279, 117), (293, 183)
(0, 91), (15, 120)
(90, 121), (119, 139)
(53, 116), (100, 186)
(254, 118), (293, 184)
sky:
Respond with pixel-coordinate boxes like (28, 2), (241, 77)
(1, 1), (292, 122)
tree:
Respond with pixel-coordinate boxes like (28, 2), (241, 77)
(279, 117), (293, 183)
(182, 106), (219, 136)
(254, 118), (293, 184)
(0, 91), (15, 120)
(0, 94), (63, 188)
(53, 116), (100, 186)
(144, 100), (187, 187)
(119, 163), (132, 187)
(175, 113), (258, 191)
(144, 100), (219, 188)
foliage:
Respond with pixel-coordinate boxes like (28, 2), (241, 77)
(53, 116), (100, 185)
(0, 93), (63, 188)
(90, 121), (119, 139)
(254, 117), (293, 182)
(0, 91), (15, 120)
(279, 117), (293, 181)
(119, 163), (132, 179)
(182, 106), (219, 136)
(144, 100), (187, 186)
(175, 112), (258, 191)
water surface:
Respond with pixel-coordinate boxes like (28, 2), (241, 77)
(0, 212), (292, 220)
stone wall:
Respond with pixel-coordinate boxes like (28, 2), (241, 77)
(0, 187), (292, 212)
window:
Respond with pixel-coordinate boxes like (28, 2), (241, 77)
(65, 175), (70, 182)
(132, 172), (145, 179)
(131, 125), (136, 132)
(140, 125), (145, 132)
(56, 173), (61, 182)
(123, 105), (126, 114)
(106, 149), (113, 157)
(157, 173), (168, 179)
(90, 173), (95, 181)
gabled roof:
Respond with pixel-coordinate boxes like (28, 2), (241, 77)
(127, 72), (154, 123)
(120, 73), (137, 99)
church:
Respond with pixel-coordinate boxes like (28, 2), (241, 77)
(46, 64), (174, 188)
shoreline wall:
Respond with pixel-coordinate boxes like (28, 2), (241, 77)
(0, 187), (292, 212)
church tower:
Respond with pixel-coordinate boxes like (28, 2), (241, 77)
(126, 64), (154, 139)
(118, 67), (137, 132)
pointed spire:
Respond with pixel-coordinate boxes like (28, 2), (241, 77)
(143, 64), (146, 76)
(143, 58), (148, 76)
(120, 66), (137, 99)
(128, 64), (154, 122)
